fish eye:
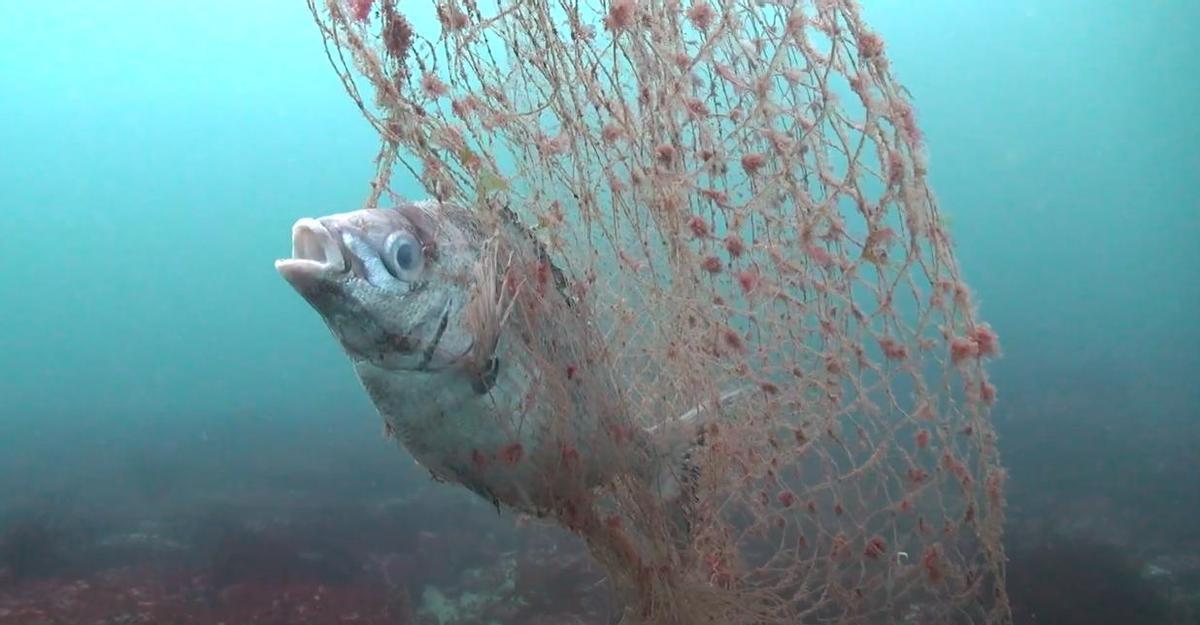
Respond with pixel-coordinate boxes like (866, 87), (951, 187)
(383, 231), (424, 281)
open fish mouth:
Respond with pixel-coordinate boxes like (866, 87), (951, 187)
(275, 218), (347, 283)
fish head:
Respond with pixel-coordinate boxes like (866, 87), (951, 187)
(275, 201), (479, 371)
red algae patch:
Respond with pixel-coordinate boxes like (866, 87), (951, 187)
(0, 567), (399, 625)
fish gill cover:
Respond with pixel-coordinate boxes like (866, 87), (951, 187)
(304, 0), (1008, 623)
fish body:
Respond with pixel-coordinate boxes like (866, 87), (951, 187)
(276, 201), (661, 516)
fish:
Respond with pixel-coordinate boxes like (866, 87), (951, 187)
(275, 200), (702, 520)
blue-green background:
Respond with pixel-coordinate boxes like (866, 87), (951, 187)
(1, 0), (1196, 554)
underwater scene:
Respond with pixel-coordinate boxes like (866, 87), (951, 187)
(1, 1), (1197, 624)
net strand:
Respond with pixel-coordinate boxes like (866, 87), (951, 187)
(307, 0), (1011, 623)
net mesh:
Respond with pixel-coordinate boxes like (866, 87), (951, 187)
(307, 0), (1010, 622)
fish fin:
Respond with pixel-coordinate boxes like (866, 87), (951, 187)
(651, 386), (750, 433)
(470, 357), (501, 394)
(646, 385), (752, 502)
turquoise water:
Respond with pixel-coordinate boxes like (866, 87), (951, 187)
(1, 1), (1197, 622)
(2, 1), (1195, 431)
(3, 1), (1195, 428)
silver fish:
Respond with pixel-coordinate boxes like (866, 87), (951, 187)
(276, 201), (685, 518)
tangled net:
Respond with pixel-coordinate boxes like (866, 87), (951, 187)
(308, 0), (1010, 623)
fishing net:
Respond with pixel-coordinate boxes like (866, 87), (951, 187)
(306, 0), (1009, 623)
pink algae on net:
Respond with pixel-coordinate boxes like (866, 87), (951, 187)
(863, 535), (888, 559)
(654, 143), (677, 164)
(949, 336), (979, 365)
(723, 234), (745, 257)
(971, 323), (1001, 357)
(420, 72), (449, 99)
(979, 379), (998, 404)
(878, 336), (909, 361)
(740, 152), (768, 175)
(600, 123), (624, 144)
(950, 323), (1001, 366)
(436, 2), (469, 31)
(349, 0), (372, 22)
(735, 270), (759, 294)
(923, 544), (945, 584)
(856, 30), (885, 59)
(605, 0), (637, 31)
(686, 0), (716, 31)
